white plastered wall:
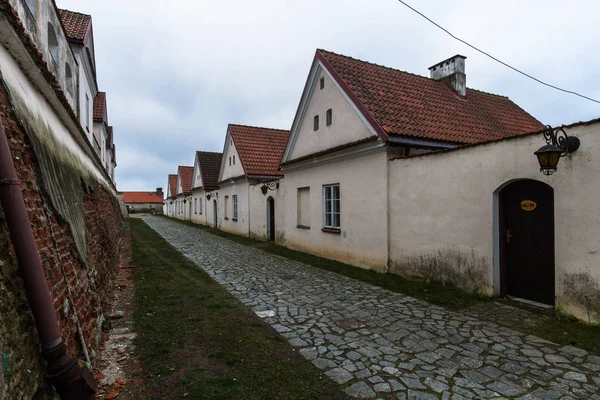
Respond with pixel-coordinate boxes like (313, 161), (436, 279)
(217, 179), (249, 236)
(248, 179), (285, 242)
(388, 122), (600, 323)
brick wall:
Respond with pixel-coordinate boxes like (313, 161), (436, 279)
(0, 83), (122, 398)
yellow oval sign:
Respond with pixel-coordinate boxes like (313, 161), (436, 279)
(521, 200), (537, 211)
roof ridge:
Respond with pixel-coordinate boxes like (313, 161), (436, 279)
(58, 8), (91, 18)
(195, 150), (222, 155)
(229, 123), (289, 133)
(318, 49), (510, 99)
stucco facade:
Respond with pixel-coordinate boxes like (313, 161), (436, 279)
(388, 120), (600, 323)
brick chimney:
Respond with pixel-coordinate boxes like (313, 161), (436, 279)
(156, 187), (163, 196)
(429, 55), (467, 96)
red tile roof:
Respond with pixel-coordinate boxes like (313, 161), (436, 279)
(195, 151), (222, 190)
(168, 174), (177, 198)
(229, 124), (290, 176)
(317, 49), (544, 144)
(58, 9), (91, 42)
(177, 166), (194, 194)
(93, 92), (106, 122)
(122, 192), (163, 204)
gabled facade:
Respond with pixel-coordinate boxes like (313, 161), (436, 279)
(215, 124), (289, 240)
(190, 151), (222, 225)
(280, 49), (544, 272)
(58, 9), (98, 142)
(175, 165), (194, 221)
(164, 174), (177, 217)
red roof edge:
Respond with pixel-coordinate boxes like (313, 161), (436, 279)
(227, 124), (249, 176)
(316, 49), (389, 141)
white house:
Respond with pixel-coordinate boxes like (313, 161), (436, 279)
(280, 49), (543, 277)
(174, 165), (194, 221)
(213, 124), (289, 241)
(190, 151), (222, 226)
(58, 9), (97, 145)
(164, 174), (177, 217)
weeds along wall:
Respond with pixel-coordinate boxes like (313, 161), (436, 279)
(0, 19), (123, 400)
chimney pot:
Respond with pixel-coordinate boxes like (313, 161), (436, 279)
(156, 187), (163, 195)
(429, 55), (467, 96)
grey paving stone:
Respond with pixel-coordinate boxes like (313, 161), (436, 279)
(373, 382), (391, 393)
(345, 381), (376, 399)
(142, 216), (600, 400)
(407, 390), (438, 400)
(326, 367), (354, 384)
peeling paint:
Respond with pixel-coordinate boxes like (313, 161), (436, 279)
(561, 272), (600, 324)
(390, 248), (490, 294)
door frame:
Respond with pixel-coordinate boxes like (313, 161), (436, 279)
(213, 199), (218, 228)
(493, 178), (555, 301)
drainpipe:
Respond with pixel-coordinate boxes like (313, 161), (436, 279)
(0, 122), (97, 398)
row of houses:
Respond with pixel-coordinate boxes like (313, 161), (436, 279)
(164, 49), (600, 324)
(15, 0), (118, 182)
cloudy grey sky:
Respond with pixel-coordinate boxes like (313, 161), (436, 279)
(56, 0), (600, 191)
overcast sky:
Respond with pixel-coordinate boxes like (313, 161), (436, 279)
(56, 0), (600, 191)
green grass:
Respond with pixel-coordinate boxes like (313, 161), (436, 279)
(162, 216), (600, 355)
(130, 218), (348, 400)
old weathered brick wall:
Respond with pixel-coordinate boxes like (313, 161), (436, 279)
(0, 85), (123, 398)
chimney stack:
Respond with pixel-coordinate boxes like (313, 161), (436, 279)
(429, 55), (467, 96)
(156, 187), (163, 196)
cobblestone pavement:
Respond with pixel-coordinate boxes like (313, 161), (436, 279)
(142, 217), (600, 399)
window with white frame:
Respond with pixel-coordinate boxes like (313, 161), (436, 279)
(323, 184), (340, 229)
(198, 198), (203, 214)
(232, 195), (238, 220)
(47, 23), (58, 62)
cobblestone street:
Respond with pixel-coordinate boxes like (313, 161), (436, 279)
(142, 217), (600, 399)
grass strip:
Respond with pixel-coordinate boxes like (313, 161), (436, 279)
(130, 218), (348, 400)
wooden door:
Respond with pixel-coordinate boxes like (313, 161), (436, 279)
(500, 180), (555, 305)
(267, 197), (275, 241)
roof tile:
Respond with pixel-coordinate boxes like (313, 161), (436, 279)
(168, 174), (177, 198)
(93, 92), (106, 121)
(195, 151), (222, 189)
(229, 124), (290, 176)
(318, 49), (544, 144)
(122, 192), (163, 204)
(177, 166), (194, 194)
(58, 9), (91, 42)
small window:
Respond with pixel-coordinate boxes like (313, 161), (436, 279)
(47, 23), (59, 62)
(26, 0), (37, 18)
(199, 198), (203, 214)
(229, 157), (231, 166)
(320, 77), (324, 90)
(313, 115), (319, 131)
(65, 63), (73, 95)
(85, 94), (90, 130)
(232, 195), (238, 219)
(326, 109), (332, 126)
(323, 184), (340, 229)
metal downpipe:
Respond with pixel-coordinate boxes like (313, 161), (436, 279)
(0, 120), (96, 398)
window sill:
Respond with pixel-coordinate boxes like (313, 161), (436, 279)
(232, 218), (238, 222)
(297, 225), (310, 230)
(322, 227), (341, 234)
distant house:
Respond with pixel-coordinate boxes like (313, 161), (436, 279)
(280, 49), (543, 272)
(190, 151), (222, 226)
(164, 174), (177, 217)
(121, 189), (164, 214)
(215, 124), (289, 240)
(175, 166), (194, 221)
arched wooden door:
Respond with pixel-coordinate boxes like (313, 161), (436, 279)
(500, 179), (555, 305)
(213, 199), (218, 228)
(266, 197), (275, 241)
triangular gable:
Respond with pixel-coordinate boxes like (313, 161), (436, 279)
(166, 174), (177, 198)
(192, 153), (204, 190)
(281, 51), (383, 164)
(218, 127), (245, 182)
(176, 174), (183, 195)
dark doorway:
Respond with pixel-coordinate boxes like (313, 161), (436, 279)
(267, 196), (275, 241)
(213, 199), (217, 228)
(500, 179), (555, 305)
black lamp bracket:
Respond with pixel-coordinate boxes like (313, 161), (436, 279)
(542, 125), (580, 156)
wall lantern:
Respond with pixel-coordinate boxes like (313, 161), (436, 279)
(534, 125), (580, 175)
(260, 181), (279, 195)
(183, 199), (187, 204)
(206, 193), (211, 200)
